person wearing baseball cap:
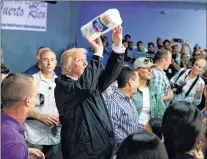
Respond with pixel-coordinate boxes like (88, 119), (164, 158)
(133, 57), (166, 126)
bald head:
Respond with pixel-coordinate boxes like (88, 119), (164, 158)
(40, 50), (56, 60)
(39, 50), (57, 73)
(36, 46), (51, 61)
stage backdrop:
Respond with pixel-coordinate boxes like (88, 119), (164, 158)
(1, 1), (48, 32)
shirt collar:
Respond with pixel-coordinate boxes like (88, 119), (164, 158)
(115, 88), (131, 101)
(37, 71), (57, 82)
(66, 75), (78, 80)
(155, 66), (166, 75)
(2, 114), (25, 135)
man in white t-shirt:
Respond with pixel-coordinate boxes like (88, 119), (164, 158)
(133, 57), (166, 125)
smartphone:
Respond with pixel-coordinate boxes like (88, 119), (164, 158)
(173, 39), (182, 43)
(173, 38), (182, 43)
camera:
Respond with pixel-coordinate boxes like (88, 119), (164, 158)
(171, 80), (186, 94)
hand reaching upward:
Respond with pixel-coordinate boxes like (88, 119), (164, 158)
(112, 25), (123, 47)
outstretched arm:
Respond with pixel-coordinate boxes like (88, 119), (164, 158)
(98, 26), (126, 92)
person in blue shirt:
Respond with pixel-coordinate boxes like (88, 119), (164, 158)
(24, 46), (61, 76)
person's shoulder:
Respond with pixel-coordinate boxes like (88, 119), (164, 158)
(152, 67), (159, 72)
(32, 71), (40, 77)
(1, 123), (22, 141)
(106, 91), (120, 104)
(199, 76), (205, 85)
(2, 143), (28, 159)
(54, 75), (74, 91)
(149, 81), (157, 89)
(24, 65), (39, 74)
(152, 68), (161, 76)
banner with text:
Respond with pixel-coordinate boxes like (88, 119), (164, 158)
(1, 1), (48, 32)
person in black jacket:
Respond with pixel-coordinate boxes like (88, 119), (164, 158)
(54, 26), (125, 159)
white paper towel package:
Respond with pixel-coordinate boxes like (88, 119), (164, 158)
(81, 9), (122, 40)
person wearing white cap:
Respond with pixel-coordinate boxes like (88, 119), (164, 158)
(133, 57), (166, 126)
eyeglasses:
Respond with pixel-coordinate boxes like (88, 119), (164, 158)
(194, 54), (201, 56)
(37, 93), (45, 107)
(144, 58), (153, 64)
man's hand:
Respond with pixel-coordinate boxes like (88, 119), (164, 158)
(112, 25), (123, 47)
(167, 89), (174, 100)
(162, 89), (174, 102)
(38, 114), (60, 127)
(204, 85), (207, 97)
(86, 37), (103, 54)
(28, 148), (45, 159)
(192, 143), (204, 159)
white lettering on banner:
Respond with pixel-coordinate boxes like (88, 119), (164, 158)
(1, 1), (48, 32)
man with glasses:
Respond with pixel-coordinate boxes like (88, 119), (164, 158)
(24, 50), (60, 159)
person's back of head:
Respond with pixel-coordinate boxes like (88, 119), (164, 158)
(154, 49), (169, 62)
(162, 101), (202, 159)
(148, 117), (163, 139)
(1, 73), (36, 115)
(116, 131), (168, 159)
(117, 66), (136, 88)
(154, 49), (172, 70)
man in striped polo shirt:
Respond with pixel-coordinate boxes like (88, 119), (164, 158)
(106, 66), (144, 146)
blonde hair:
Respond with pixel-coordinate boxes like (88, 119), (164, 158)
(1, 73), (35, 108)
(196, 58), (207, 74)
(60, 48), (87, 73)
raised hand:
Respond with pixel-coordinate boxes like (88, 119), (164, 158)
(112, 25), (123, 47)
(86, 37), (103, 54)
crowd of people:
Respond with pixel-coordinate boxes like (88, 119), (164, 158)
(1, 25), (207, 159)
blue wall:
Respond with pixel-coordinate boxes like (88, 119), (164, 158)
(2, 2), (79, 73)
(77, 1), (206, 50)
(2, 1), (206, 72)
